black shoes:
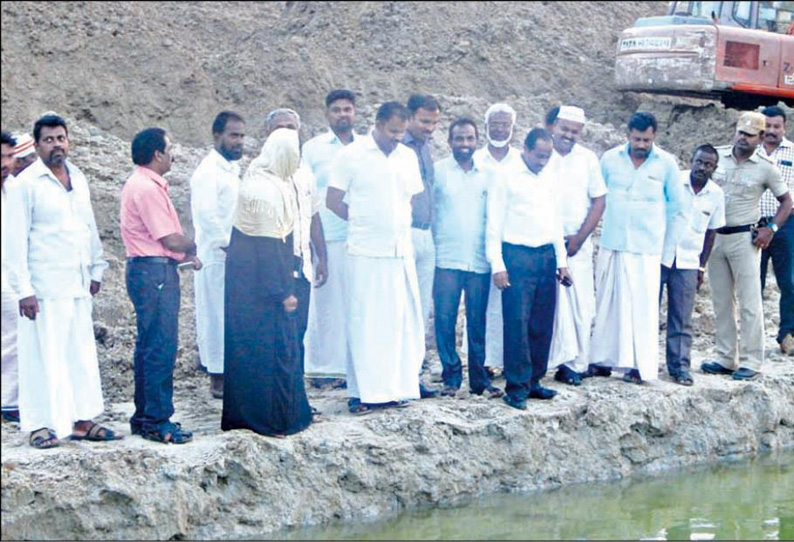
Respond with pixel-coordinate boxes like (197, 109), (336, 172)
(502, 394), (527, 410)
(700, 361), (734, 375)
(554, 365), (582, 386)
(440, 385), (459, 397)
(528, 384), (557, 400)
(419, 382), (439, 399)
(585, 364), (612, 378)
(731, 367), (759, 381)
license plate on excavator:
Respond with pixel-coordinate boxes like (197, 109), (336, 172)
(619, 37), (672, 52)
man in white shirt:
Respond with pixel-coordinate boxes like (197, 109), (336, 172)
(327, 102), (425, 414)
(660, 145), (725, 386)
(1, 131), (20, 423)
(473, 103), (524, 377)
(487, 128), (572, 410)
(303, 90), (358, 388)
(756, 106), (794, 355)
(265, 108), (328, 376)
(546, 106), (607, 387)
(190, 111), (245, 399)
(6, 115), (117, 448)
(432, 118), (502, 398)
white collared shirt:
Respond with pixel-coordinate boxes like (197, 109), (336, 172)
(661, 172), (726, 270)
(189, 148), (240, 264)
(5, 158), (107, 299)
(549, 144), (608, 235)
(1, 174), (18, 293)
(757, 137), (794, 217)
(328, 135), (424, 258)
(292, 164), (322, 280)
(302, 130), (360, 243)
(486, 157), (568, 274)
(473, 146), (524, 173)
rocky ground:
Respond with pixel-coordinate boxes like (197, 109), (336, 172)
(1, 1), (793, 539)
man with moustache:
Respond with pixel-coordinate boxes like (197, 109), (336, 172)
(487, 128), (572, 410)
(432, 118), (502, 398)
(546, 106), (607, 387)
(303, 89), (358, 388)
(1, 132), (20, 424)
(473, 103), (524, 378)
(121, 127), (202, 444)
(756, 106), (794, 356)
(264, 108), (328, 375)
(6, 115), (115, 448)
(189, 111), (245, 399)
(403, 94), (441, 399)
(660, 145), (725, 386)
(590, 112), (686, 385)
(327, 102), (425, 413)
(702, 112), (791, 379)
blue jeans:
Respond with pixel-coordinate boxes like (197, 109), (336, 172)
(433, 267), (491, 392)
(660, 262), (698, 375)
(126, 259), (180, 433)
(501, 243), (557, 401)
(760, 217), (794, 342)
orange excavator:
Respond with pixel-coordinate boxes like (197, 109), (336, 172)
(615, 1), (794, 109)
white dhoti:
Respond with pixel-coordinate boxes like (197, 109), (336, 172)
(2, 291), (19, 411)
(18, 297), (104, 438)
(484, 284), (504, 369)
(590, 248), (661, 381)
(549, 240), (595, 372)
(345, 253), (424, 403)
(194, 261), (225, 374)
(305, 241), (348, 378)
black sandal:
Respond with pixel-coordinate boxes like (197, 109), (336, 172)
(141, 422), (193, 445)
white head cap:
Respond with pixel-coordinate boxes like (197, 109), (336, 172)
(556, 106), (586, 125)
(484, 103), (517, 126)
(13, 133), (36, 158)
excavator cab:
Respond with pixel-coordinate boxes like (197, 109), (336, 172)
(615, 1), (794, 109)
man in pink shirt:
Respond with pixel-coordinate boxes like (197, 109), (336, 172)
(120, 127), (201, 445)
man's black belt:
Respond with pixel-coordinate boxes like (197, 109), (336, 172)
(127, 256), (179, 265)
(411, 220), (432, 230)
(716, 224), (752, 235)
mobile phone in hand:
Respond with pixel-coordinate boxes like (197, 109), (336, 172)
(558, 275), (572, 287)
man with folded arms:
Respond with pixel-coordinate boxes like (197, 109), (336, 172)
(702, 112), (791, 380)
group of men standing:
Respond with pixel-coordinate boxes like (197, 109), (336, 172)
(1, 96), (791, 446)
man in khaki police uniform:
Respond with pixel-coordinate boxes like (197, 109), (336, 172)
(702, 112), (792, 380)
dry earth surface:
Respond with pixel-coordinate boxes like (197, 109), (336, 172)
(1, 1), (793, 539)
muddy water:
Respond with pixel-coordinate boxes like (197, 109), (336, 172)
(265, 452), (793, 540)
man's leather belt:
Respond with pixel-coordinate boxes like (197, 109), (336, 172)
(716, 224), (752, 235)
(127, 256), (178, 265)
(411, 220), (432, 230)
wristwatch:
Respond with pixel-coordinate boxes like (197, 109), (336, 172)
(768, 221), (779, 234)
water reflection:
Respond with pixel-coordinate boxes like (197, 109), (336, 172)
(263, 452), (793, 540)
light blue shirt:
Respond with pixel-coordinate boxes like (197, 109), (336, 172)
(302, 130), (359, 242)
(599, 143), (686, 256)
(433, 156), (494, 274)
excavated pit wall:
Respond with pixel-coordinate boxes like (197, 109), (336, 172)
(2, 364), (792, 540)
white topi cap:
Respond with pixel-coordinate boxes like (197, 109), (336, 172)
(556, 105), (586, 125)
(13, 133), (36, 158)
